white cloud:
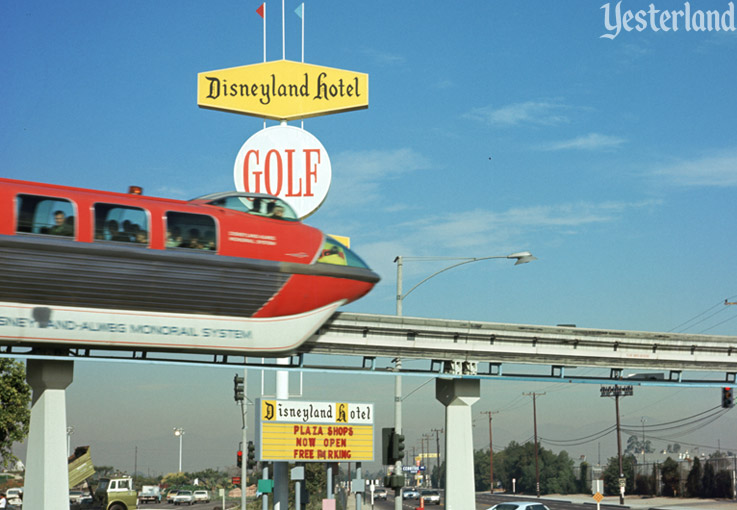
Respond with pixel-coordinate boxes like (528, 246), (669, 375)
(326, 148), (430, 207)
(540, 133), (626, 151)
(393, 200), (661, 252)
(359, 48), (406, 66)
(464, 101), (569, 127)
(652, 151), (737, 187)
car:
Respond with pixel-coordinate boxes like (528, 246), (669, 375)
(420, 489), (441, 505)
(193, 490), (210, 503)
(172, 490), (195, 505)
(69, 490), (85, 504)
(6, 488), (23, 507)
(166, 489), (180, 503)
(373, 487), (388, 500)
(402, 487), (420, 500)
(487, 502), (551, 510)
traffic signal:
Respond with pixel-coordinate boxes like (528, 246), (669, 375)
(247, 440), (256, 469)
(382, 428), (394, 465)
(392, 432), (405, 463)
(237, 449), (243, 468)
(233, 374), (244, 402)
(722, 387), (734, 408)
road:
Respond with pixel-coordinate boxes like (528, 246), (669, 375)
(362, 491), (616, 510)
(137, 502), (222, 510)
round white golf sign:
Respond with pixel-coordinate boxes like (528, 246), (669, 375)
(234, 125), (332, 219)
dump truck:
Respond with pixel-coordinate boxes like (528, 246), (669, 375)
(69, 446), (138, 510)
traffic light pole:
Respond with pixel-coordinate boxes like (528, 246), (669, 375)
(394, 359), (403, 510)
(241, 369), (247, 510)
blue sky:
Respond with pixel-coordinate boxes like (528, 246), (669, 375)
(3, 1), (736, 477)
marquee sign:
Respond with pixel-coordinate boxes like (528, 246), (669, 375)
(234, 125), (331, 219)
(198, 60), (368, 121)
(256, 399), (374, 462)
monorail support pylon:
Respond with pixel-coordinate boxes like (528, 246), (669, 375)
(24, 358), (74, 510)
(436, 378), (479, 510)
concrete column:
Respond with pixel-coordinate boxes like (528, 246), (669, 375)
(436, 378), (480, 510)
(24, 359), (74, 510)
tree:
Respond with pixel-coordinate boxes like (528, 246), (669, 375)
(624, 434), (652, 456)
(714, 470), (734, 498)
(578, 461), (590, 494)
(685, 457), (702, 497)
(660, 457), (679, 496)
(488, 442), (577, 495)
(474, 449), (491, 492)
(666, 443), (681, 454)
(602, 454), (636, 496)
(303, 462), (327, 510)
(0, 359), (31, 469)
(702, 461), (716, 498)
(161, 472), (189, 488)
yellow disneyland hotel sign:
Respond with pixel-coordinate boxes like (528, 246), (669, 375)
(197, 60), (368, 121)
(256, 399), (374, 462)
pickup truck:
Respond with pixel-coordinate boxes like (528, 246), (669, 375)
(137, 485), (161, 504)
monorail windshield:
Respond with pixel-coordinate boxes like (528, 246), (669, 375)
(317, 236), (371, 269)
(194, 192), (298, 221)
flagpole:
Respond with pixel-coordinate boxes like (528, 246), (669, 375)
(262, 3), (266, 129)
(281, 0), (285, 60)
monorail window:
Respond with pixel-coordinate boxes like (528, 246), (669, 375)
(204, 194), (298, 221)
(94, 203), (149, 245)
(166, 212), (216, 251)
(317, 236), (372, 269)
(16, 194), (75, 237)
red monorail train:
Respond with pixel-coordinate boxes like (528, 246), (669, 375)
(0, 178), (379, 354)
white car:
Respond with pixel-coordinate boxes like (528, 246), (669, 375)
(421, 489), (441, 505)
(173, 490), (195, 505)
(487, 502), (551, 510)
(6, 488), (23, 507)
(69, 489), (85, 503)
(402, 487), (420, 499)
(373, 487), (388, 500)
(193, 490), (210, 503)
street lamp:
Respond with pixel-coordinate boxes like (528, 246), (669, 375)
(391, 251), (535, 510)
(394, 252), (536, 316)
(173, 427), (185, 472)
(66, 426), (74, 457)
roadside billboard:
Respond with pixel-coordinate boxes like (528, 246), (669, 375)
(255, 399), (374, 462)
(198, 60), (368, 121)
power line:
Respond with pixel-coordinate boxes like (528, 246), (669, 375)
(668, 294), (737, 333)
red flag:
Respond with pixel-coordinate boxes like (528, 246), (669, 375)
(256, 3), (265, 18)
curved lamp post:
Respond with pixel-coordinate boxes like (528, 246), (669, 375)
(173, 427), (185, 472)
(394, 251), (536, 316)
(390, 251), (535, 510)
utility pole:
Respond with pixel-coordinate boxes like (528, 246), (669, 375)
(523, 393), (545, 498)
(641, 417), (647, 467)
(431, 428), (443, 488)
(481, 411), (498, 493)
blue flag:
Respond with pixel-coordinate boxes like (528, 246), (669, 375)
(294, 3), (303, 19)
